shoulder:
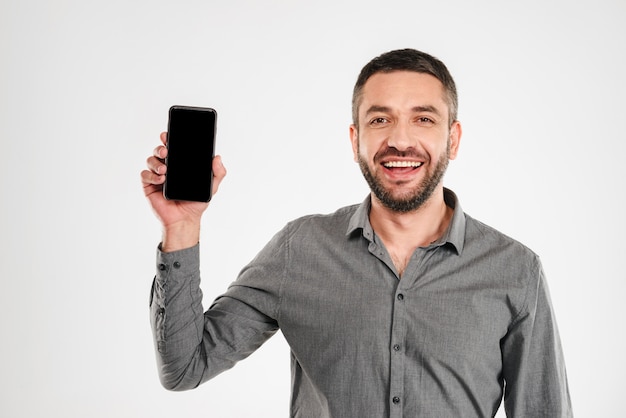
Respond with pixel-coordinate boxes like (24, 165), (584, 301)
(267, 204), (362, 254)
(466, 213), (539, 255)
(463, 213), (543, 277)
(286, 203), (361, 235)
(256, 203), (362, 257)
(462, 213), (546, 318)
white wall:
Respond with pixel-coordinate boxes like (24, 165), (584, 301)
(1, 0), (624, 416)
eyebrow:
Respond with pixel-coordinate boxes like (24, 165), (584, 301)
(364, 104), (442, 117)
(412, 105), (442, 116)
(364, 105), (392, 116)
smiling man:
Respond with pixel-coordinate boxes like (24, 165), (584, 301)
(142, 49), (572, 417)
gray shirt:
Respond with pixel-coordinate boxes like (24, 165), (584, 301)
(150, 189), (572, 417)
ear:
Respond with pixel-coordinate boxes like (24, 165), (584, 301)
(448, 121), (462, 160)
(349, 124), (359, 162)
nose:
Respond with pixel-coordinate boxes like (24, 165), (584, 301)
(387, 121), (415, 151)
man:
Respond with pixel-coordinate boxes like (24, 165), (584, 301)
(141, 49), (572, 417)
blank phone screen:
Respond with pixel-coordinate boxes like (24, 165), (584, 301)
(164, 106), (216, 202)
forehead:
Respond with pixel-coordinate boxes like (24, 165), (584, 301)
(359, 71), (448, 114)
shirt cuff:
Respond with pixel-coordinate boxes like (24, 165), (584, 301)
(155, 242), (200, 283)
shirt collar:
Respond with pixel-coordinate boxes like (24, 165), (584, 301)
(346, 188), (466, 255)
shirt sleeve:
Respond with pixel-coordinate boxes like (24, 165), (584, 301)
(501, 259), (573, 417)
(149, 242), (281, 391)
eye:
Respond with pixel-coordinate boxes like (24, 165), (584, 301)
(416, 116), (435, 125)
(369, 117), (389, 126)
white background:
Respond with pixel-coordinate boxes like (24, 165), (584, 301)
(1, 0), (624, 416)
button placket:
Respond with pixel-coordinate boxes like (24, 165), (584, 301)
(389, 287), (407, 416)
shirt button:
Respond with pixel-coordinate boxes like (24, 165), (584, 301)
(173, 261), (181, 269)
(397, 293), (404, 301)
(392, 396), (401, 405)
(393, 344), (401, 351)
(158, 263), (167, 271)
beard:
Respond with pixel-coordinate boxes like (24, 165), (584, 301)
(358, 141), (450, 213)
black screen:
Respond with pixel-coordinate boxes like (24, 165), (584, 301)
(164, 106), (216, 202)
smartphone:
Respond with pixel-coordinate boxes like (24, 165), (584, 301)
(163, 105), (217, 202)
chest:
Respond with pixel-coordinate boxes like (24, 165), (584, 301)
(278, 245), (515, 365)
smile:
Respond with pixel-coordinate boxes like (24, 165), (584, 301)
(382, 161), (423, 168)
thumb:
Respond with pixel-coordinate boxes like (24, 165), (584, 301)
(211, 155), (227, 196)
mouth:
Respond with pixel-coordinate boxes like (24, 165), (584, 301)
(379, 160), (424, 180)
(382, 161), (424, 169)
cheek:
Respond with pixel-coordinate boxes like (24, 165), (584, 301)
(424, 132), (452, 158)
(355, 142), (376, 164)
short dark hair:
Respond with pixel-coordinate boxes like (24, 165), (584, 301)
(352, 49), (458, 127)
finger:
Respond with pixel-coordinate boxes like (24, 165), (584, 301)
(153, 144), (167, 160)
(140, 168), (165, 187)
(146, 155), (167, 176)
(160, 131), (167, 146)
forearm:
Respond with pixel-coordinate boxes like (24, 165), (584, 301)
(150, 244), (210, 390)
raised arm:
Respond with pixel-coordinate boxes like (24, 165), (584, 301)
(142, 132), (230, 389)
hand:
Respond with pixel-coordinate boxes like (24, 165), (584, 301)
(141, 132), (227, 251)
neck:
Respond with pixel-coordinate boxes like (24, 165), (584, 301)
(369, 187), (453, 275)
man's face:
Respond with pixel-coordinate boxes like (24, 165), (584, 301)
(350, 71), (461, 212)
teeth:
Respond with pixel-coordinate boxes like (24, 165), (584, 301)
(383, 161), (423, 168)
